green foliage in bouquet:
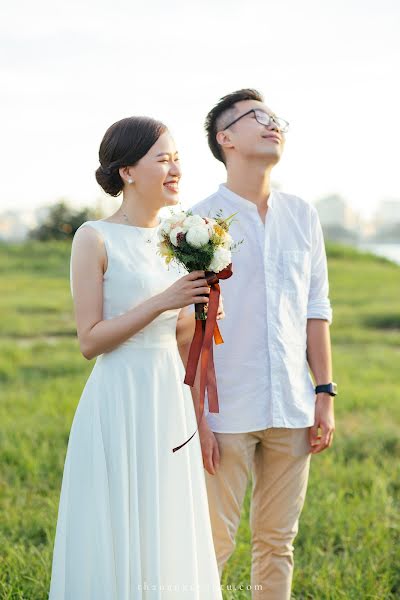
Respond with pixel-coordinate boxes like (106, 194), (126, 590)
(157, 208), (241, 274)
(173, 236), (215, 271)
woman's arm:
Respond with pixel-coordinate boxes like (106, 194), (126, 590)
(176, 306), (196, 347)
(177, 300), (225, 476)
(71, 226), (210, 360)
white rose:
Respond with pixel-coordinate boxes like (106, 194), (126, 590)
(170, 211), (187, 225)
(186, 225), (210, 248)
(209, 247), (231, 272)
(160, 211), (187, 235)
(169, 226), (185, 246)
(183, 214), (206, 229)
(159, 218), (174, 236)
(173, 210), (188, 220)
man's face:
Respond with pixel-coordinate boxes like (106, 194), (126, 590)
(217, 99), (286, 165)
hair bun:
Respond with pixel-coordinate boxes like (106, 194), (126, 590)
(100, 164), (112, 176)
(95, 165), (123, 197)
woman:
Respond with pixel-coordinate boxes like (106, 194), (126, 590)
(48, 116), (223, 599)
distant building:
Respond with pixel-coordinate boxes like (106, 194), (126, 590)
(314, 194), (361, 243)
(314, 194), (359, 230)
(370, 198), (400, 242)
(374, 198), (400, 227)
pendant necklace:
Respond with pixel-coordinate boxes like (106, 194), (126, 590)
(121, 211), (159, 245)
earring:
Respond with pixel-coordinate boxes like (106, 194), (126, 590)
(128, 178), (133, 184)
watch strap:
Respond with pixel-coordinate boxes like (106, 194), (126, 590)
(315, 383), (337, 396)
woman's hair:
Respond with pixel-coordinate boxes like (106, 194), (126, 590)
(95, 116), (168, 196)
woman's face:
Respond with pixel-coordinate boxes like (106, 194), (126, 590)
(127, 131), (182, 209)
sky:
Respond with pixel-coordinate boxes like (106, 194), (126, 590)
(1, 0), (399, 220)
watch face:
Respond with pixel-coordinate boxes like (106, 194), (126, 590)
(331, 382), (337, 394)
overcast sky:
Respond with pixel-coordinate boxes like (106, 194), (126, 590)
(1, 0), (399, 219)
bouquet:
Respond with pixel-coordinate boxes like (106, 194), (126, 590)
(157, 209), (241, 452)
(157, 210), (239, 316)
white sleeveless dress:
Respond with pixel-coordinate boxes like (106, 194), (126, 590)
(48, 220), (222, 600)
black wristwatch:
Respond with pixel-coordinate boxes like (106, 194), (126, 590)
(315, 382), (337, 397)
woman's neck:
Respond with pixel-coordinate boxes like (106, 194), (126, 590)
(116, 196), (160, 227)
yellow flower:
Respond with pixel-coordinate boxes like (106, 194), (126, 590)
(158, 241), (174, 259)
(213, 224), (225, 237)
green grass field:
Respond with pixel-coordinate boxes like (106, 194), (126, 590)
(0, 240), (399, 599)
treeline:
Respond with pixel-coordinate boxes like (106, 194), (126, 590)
(29, 201), (103, 241)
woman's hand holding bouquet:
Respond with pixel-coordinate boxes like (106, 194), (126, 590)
(158, 209), (241, 452)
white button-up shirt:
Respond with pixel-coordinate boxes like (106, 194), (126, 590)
(190, 184), (332, 432)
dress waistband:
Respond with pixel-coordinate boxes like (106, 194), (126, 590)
(99, 334), (178, 356)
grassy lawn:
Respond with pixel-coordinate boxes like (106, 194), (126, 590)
(0, 240), (399, 599)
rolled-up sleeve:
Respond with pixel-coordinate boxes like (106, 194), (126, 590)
(307, 206), (333, 324)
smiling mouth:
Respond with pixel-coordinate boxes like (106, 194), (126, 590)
(164, 182), (179, 193)
(262, 136), (281, 143)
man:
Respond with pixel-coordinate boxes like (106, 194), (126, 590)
(190, 89), (336, 599)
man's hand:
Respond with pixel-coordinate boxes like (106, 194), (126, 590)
(199, 417), (220, 475)
(309, 394), (335, 454)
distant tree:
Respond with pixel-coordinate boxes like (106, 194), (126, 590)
(372, 223), (400, 243)
(321, 224), (360, 244)
(29, 201), (102, 241)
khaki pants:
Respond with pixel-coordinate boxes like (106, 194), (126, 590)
(204, 427), (311, 600)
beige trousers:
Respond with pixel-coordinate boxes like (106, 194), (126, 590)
(204, 427), (312, 600)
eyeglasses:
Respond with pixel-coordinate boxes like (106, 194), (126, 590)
(222, 109), (289, 133)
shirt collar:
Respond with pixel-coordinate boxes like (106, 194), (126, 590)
(218, 183), (275, 210)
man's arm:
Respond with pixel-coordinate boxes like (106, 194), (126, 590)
(306, 319), (335, 453)
(307, 319), (332, 384)
(306, 206), (335, 454)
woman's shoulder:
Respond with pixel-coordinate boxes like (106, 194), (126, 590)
(70, 221), (108, 281)
(72, 221), (107, 252)
(76, 219), (103, 232)
(75, 219), (111, 239)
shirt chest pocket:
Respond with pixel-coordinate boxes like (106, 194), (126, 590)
(278, 250), (311, 347)
(282, 250), (311, 297)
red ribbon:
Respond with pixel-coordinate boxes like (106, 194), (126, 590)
(172, 264), (233, 453)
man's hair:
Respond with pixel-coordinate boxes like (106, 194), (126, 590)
(204, 88), (264, 164)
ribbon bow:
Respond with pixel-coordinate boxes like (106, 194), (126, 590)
(172, 264), (233, 453)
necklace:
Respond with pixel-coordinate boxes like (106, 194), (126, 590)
(121, 211), (159, 244)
